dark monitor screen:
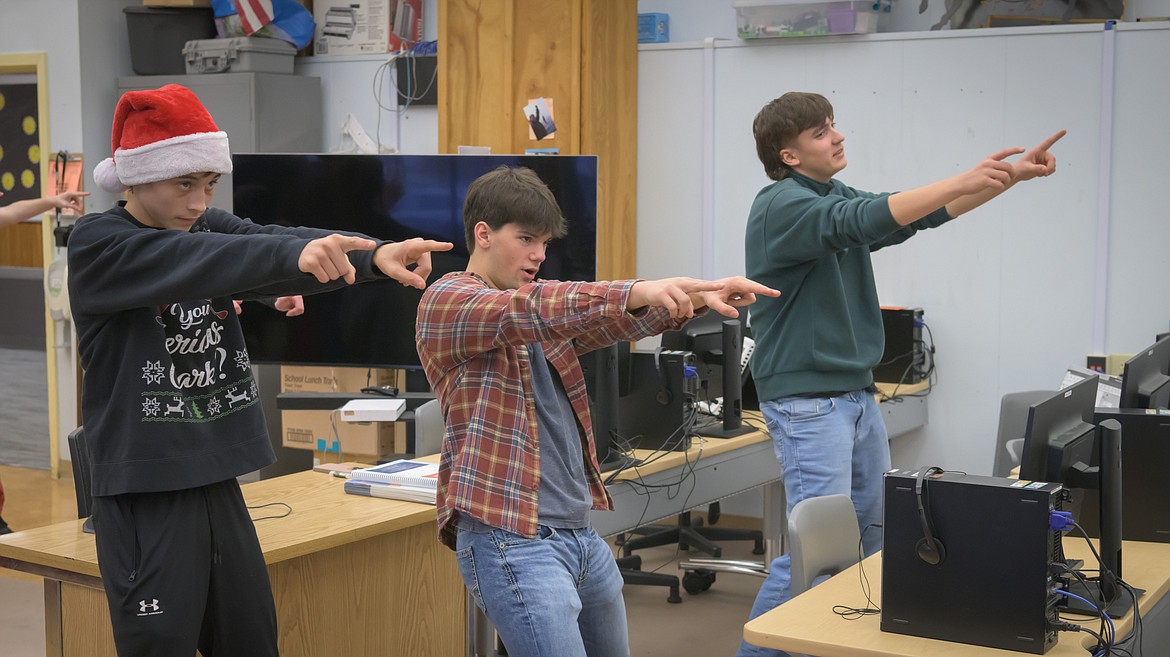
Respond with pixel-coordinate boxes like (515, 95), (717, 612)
(231, 154), (598, 369)
(1019, 375), (1099, 486)
(1120, 336), (1170, 410)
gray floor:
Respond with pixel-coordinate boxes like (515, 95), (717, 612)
(0, 538), (766, 656)
(0, 347), (50, 470)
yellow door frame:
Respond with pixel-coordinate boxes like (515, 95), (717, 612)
(0, 52), (61, 478)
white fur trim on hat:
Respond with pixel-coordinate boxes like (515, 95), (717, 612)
(111, 131), (232, 189)
(93, 157), (125, 193)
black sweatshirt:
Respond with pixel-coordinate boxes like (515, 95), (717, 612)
(68, 203), (389, 496)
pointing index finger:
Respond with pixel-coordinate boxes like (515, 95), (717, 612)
(1037, 129), (1067, 151)
(989, 147), (1026, 161)
(342, 236), (377, 252)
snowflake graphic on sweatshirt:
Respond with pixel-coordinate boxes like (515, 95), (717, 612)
(142, 360), (165, 385)
(142, 398), (161, 417)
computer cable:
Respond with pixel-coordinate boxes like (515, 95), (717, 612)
(247, 501), (293, 521)
(642, 439), (705, 576)
(832, 522), (882, 620)
(608, 434), (704, 573)
(1050, 589), (1115, 655)
(604, 408), (700, 492)
(1057, 588), (1117, 655)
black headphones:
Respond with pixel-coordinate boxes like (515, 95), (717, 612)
(914, 466), (946, 565)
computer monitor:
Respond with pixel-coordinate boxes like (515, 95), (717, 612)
(661, 311), (753, 437)
(1019, 376), (1133, 617)
(1119, 335), (1170, 410)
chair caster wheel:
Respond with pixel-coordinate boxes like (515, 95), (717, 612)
(683, 569), (716, 594)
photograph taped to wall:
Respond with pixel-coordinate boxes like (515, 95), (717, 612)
(0, 75), (41, 204)
(524, 97), (556, 141)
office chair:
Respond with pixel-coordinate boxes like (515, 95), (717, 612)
(618, 502), (765, 563)
(678, 482), (784, 594)
(616, 554), (682, 603)
(992, 390), (1054, 477)
(412, 399), (444, 457)
(613, 498), (767, 596)
(787, 493), (860, 596)
(66, 427), (95, 534)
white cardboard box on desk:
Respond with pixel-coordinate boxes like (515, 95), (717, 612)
(340, 398), (406, 423)
(183, 36), (296, 74)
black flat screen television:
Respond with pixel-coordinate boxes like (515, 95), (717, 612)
(231, 154), (598, 369)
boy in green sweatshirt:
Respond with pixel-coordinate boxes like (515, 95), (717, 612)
(737, 91), (1063, 657)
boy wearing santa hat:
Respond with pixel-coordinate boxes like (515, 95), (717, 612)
(68, 84), (450, 656)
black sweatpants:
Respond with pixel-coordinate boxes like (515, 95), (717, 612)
(92, 478), (278, 657)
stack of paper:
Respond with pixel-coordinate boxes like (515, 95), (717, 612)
(342, 459), (439, 504)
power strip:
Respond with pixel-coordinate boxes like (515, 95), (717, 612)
(697, 337), (755, 418)
(741, 336), (755, 375)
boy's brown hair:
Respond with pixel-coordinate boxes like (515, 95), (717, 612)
(753, 92), (835, 181)
(463, 166), (567, 253)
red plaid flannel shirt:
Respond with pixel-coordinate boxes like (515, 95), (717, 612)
(416, 272), (689, 549)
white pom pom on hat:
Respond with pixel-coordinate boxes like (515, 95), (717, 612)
(93, 84), (232, 194)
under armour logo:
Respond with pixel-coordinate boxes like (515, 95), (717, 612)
(139, 599), (160, 613)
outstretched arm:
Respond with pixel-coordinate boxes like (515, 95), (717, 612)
(627, 276), (780, 319)
(944, 130), (1065, 218)
(886, 130), (1065, 224)
(573, 276), (780, 354)
(0, 191), (90, 227)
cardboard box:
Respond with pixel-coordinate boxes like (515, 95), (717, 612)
(314, 0), (391, 55)
(312, 451), (376, 467)
(280, 366), (403, 457)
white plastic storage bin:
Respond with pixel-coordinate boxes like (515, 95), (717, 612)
(734, 0), (880, 38)
(183, 36), (296, 74)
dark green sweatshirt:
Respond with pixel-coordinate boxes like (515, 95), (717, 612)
(745, 171), (952, 401)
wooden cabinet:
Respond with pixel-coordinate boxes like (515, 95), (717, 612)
(0, 221), (43, 268)
(438, 0), (637, 281)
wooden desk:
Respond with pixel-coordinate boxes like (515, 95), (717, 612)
(0, 470), (464, 657)
(743, 540), (1170, 656)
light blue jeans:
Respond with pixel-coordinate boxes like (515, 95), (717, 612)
(455, 518), (630, 657)
(736, 389), (891, 657)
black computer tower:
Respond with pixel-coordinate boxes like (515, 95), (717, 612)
(874, 307), (925, 384)
(617, 350), (697, 452)
(881, 470), (1063, 654)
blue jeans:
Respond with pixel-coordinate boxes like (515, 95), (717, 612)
(736, 390), (890, 657)
(455, 518), (630, 657)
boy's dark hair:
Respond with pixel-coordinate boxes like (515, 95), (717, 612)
(463, 166), (567, 253)
(753, 92), (835, 181)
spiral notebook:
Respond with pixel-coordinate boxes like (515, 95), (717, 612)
(344, 479), (436, 505)
(349, 459), (439, 489)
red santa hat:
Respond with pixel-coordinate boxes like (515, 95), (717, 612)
(93, 84), (232, 193)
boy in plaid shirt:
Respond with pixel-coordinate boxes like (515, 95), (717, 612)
(416, 166), (778, 657)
